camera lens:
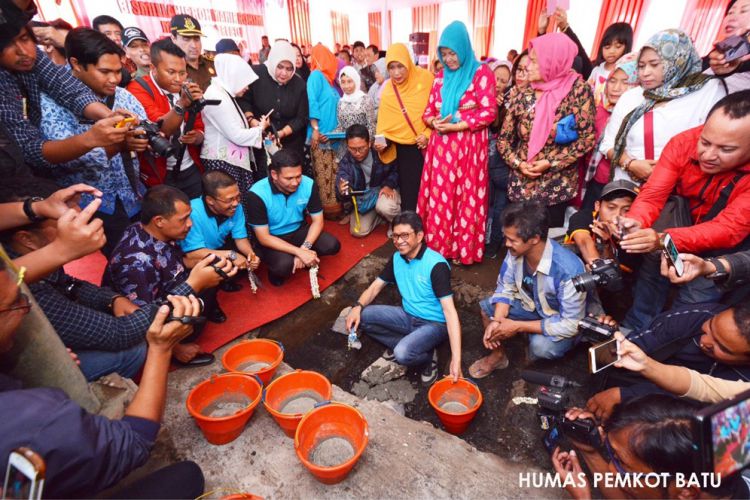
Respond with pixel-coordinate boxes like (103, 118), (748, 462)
(571, 272), (599, 293)
(149, 135), (176, 158)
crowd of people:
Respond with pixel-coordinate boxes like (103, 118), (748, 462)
(3, 0), (750, 496)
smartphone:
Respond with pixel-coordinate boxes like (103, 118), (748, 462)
(692, 388), (750, 477)
(588, 338), (620, 373)
(115, 117), (135, 129)
(715, 34), (750, 62)
(374, 134), (387, 147)
(3, 448), (45, 500)
(262, 108), (275, 121)
(662, 233), (684, 277)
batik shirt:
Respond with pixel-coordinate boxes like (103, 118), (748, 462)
(104, 223), (189, 306)
(39, 87), (147, 216)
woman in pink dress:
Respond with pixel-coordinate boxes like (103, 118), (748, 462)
(418, 21), (497, 265)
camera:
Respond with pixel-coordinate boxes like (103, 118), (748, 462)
(157, 297), (206, 325)
(521, 370), (602, 453)
(137, 120), (176, 158)
(578, 316), (616, 343)
(572, 258), (623, 293)
(180, 84), (221, 113)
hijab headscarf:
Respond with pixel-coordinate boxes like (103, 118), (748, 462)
(373, 57), (387, 81)
(437, 21), (480, 123)
(291, 42), (310, 81)
(612, 29), (711, 165)
(310, 43), (338, 84)
(264, 40), (297, 83)
(377, 43), (434, 144)
(527, 33), (580, 162)
(602, 51), (639, 111)
(339, 66), (365, 103)
(212, 53), (258, 96)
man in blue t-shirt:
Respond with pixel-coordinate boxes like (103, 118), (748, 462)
(345, 211), (462, 385)
(247, 150), (340, 286)
(180, 171), (259, 321)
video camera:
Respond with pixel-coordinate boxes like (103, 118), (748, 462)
(572, 258), (624, 293)
(521, 370), (602, 453)
(578, 316), (616, 344)
(693, 388), (750, 478)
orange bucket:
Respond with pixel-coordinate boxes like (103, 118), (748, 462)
(263, 369), (333, 438)
(222, 339), (284, 385)
(186, 373), (263, 445)
(428, 377), (483, 435)
(294, 402), (368, 484)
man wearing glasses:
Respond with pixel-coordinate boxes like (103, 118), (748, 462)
(247, 149), (340, 286)
(345, 211), (462, 385)
(335, 124), (400, 237)
(180, 171), (259, 318)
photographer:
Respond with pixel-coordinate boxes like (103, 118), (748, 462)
(552, 395), (747, 499)
(614, 331), (750, 403)
(0, 258), (205, 498)
(585, 301), (750, 421)
(127, 38), (205, 198)
(38, 28), (148, 256)
(617, 91), (750, 331)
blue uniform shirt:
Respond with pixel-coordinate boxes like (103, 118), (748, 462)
(180, 197), (248, 252)
(247, 175), (322, 236)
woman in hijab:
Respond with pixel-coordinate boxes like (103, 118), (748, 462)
(201, 53), (269, 194)
(336, 66), (376, 146)
(308, 43), (342, 218)
(600, 29), (729, 184)
(580, 52), (639, 210)
(239, 40), (309, 179)
(375, 43), (434, 212)
(367, 57), (387, 112)
(499, 32), (596, 227)
(291, 42), (310, 82)
(418, 21), (497, 265)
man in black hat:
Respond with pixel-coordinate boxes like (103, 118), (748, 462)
(170, 14), (215, 91)
(122, 26), (151, 78)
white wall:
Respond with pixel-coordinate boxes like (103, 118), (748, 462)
(265, 0), (291, 42)
(347, 7), (370, 44)
(634, 0), (689, 49)
(492, 0), (528, 59)
(391, 6), (413, 44)
(310, 0), (334, 47)
(438, 0), (469, 33)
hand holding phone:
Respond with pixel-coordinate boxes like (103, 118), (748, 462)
(589, 338), (621, 373)
(662, 233), (684, 277)
(3, 448), (45, 499)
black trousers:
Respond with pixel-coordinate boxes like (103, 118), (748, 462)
(257, 223), (341, 280)
(96, 198), (137, 258)
(166, 165), (202, 200)
(107, 461), (204, 499)
(395, 143), (424, 212)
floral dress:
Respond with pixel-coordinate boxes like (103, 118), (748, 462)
(334, 94), (376, 160)
(417, 64), (497, 265)
(499, 78), (596, 206)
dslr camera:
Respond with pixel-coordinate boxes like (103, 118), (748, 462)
(572, 258), (623, 293)
(578, 316), (616, 344)
(137, 120), (176, 158)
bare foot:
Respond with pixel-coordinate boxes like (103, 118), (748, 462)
(468, 348), (509, 378)
(338, 214), (351, 225)
(173, 343), (200, 363)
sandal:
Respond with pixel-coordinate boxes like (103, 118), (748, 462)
(468, 352), (509, 379)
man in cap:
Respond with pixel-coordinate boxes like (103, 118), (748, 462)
(170, 14), (215, 91)
(215, 38), (240, 56)
(122, 26), (151, 78)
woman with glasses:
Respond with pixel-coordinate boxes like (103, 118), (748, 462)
(418, 21), (497, 265)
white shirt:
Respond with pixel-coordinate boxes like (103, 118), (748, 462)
(599, 76), (749, 182)
(200, 82), (263, 171)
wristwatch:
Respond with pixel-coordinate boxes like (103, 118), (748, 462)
(228, 250), (238, 262)
(23, 197), (45, 223)
(705, 257), (729, 281)
(302, 241), (313, 250)
(352, 301), (364, 310)
(173, 104), (186, 116)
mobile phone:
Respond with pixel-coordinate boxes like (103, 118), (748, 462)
(662, 233), (684, 277)
(692, 388), (750, 477)
(262, 108), (275, 121)
(715, 34), (750, 62)
(115, 117), (135, 128)
(374, 134), (387, 147)
(588, 338), (620, 373)
(3, 448), (45, 500)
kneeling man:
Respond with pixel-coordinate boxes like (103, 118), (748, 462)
(346, 211), (461, 385)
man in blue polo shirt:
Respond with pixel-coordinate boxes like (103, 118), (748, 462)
(247, 149), (340, 286)
(180, 171), (259, 320)
(345, 211), (462, 385)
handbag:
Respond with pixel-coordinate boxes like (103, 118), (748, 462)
(554, 114), (578, 144)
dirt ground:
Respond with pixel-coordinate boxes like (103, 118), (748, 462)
(258, 241), (597, 471)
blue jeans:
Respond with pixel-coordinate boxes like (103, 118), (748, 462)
(622, 254), (724, 332)
(360, 305), (448, 366)
(480, 297), (577, 360)
(487, 136), (509, 246)
(77, 342), (148, 382)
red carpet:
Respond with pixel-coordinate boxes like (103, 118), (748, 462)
(64, 222), (387, 352)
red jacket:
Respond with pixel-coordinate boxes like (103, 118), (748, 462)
(628, 126), (750, 254)
(126, 74), (204, 187)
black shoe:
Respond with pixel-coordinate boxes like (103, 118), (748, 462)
(382, 349), (396, 361)
(207, 306), (227, 323)
(219, 280), (242, 292)
(268, 273), (285, 286)
(420, 350), (439, 385)
(175, 352), (215, 367)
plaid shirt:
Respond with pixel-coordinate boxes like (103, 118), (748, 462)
(29, 268), (192, 351)
(0, 49), (99, 169)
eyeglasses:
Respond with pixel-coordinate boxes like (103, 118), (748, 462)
(213, 195), (242, 204)
(517, 66), (528, 74)
(391, 231), (415, 242)
(348, 145), (369, 154)
(0, 292), (31, 315)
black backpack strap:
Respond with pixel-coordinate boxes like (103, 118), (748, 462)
(703, 172), (746, 222)
(133, 77), (155, 101)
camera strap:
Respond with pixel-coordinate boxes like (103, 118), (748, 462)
(104, 94), (141, 197)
